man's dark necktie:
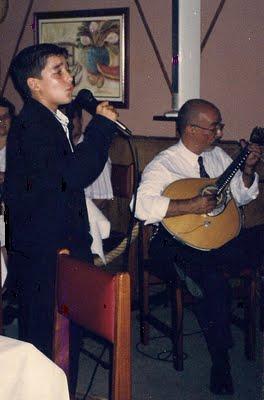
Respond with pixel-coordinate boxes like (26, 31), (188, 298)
(198, 156), (210, 178)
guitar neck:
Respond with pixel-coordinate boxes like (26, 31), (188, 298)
(216, 146), (250, 195)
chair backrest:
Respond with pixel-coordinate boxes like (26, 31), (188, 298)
(53, 253), (131, 400)
(107, 134), (138, 234)
(106, 162), (136, 234)
(111, 163), (135, 199)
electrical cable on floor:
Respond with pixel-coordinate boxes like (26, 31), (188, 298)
(136, 336), (187, 363)
(81, 344), (107, 400)
(135, 325), (205, 363)
(80, 296), (245, 395)
(136, 297), (246, 364)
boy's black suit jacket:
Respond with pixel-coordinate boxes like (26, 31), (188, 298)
(4, 98), (116, 286)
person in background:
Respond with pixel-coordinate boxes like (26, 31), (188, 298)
(0, 97), (15, 201)
(4, 43), (118, 395)
(0, 97), (16, 324)
(135, 98), (263, 395)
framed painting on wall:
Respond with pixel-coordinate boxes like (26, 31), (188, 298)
(34, 8), (129, 108)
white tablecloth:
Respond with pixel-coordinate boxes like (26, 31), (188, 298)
(0, 335), (70, 400)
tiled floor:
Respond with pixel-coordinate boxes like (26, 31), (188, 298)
(76, 304), (262, 400)
(3, 296), (262, 400)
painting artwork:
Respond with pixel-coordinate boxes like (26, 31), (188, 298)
(35, 9), (129, 107)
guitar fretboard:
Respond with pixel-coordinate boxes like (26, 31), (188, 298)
(216, 146), (250, 195)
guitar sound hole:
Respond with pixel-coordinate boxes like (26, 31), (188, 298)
(201, 184), (227, 217)
(200, 184), (218, 196)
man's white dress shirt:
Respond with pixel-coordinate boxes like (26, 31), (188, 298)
(76, 134), (113, 200)
(135, 140), (259, 225)
(0, 146), (6, 172)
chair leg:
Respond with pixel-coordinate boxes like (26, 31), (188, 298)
(139, 270), (150, 345)
(243, 276), (256, 361)
(127, 238), (138, 303)
(170, 281), (184, 371)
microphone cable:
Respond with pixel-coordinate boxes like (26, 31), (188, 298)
(122, 137), (140, 270)
(81, 343), (107, 400)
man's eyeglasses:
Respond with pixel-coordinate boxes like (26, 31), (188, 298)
(0, 113), (11, 126)
(191, 122), (225, 135)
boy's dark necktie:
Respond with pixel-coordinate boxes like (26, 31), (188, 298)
(198, 156), (210, 178)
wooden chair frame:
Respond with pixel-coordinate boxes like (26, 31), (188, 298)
(94, 162), (139, 301)
(53, 253), (131, 400)
(138, 222), (184, 370)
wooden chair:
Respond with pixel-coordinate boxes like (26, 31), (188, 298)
(226, 268), (257, 360)
(53, 252), (131, 400)
(138, 222), (258, 372)
(138, 223), (185, 370)
(94, 161), (139, 301)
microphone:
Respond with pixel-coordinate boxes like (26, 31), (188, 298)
(74, 89), (132, 137)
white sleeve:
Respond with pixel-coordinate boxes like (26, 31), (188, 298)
(230, 169), (259, 206)
(84, 158), (113, 199)
(216, 147), (259, 206)
(134, 160), (172, 225)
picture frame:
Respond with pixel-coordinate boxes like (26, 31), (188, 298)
(34, 8), (129, 108)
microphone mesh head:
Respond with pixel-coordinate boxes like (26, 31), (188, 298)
(75, 89), (98, 115)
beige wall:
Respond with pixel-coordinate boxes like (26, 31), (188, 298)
(201, 0), (264, 139)
(0, 0), (263, 139)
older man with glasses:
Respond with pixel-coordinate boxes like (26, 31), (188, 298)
(135, 98), (263, 395)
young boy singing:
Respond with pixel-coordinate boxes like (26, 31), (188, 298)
(4, 43), (118, 393)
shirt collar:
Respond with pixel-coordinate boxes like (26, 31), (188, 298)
(53, 109), (74, 152)
(178, 140), (200, 167)
(54, 109), (69, 130)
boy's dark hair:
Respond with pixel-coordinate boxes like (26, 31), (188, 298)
(177, 98), (220, 136)
(10, 43), (68, 100)
(0, 96), (15, 117)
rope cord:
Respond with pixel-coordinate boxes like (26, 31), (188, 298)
(94, 222), (139, 267)
(94, 135), (140, 268)
(122, 138), (140, 266)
